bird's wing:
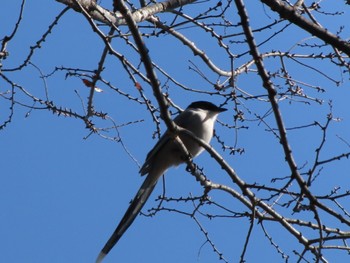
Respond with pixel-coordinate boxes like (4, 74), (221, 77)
(96, 171), (159, 263)
(139, 110), (196, 175)
(139, 130), (172, 175)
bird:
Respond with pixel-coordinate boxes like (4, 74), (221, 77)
(96, 101), (227, 262)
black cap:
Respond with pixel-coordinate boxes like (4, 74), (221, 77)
(187, 101), (227, 112)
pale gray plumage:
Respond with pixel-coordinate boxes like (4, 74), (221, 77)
(96, 101), (226, 263)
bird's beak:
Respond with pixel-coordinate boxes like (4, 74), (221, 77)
(217, 107), (227, 112)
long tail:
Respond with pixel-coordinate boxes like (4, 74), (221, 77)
(96, 172), (160, 263)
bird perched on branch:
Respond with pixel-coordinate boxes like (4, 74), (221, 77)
(96, 101), (227, 262)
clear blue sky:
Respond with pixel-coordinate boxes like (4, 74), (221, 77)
(1, 1), (350, 263)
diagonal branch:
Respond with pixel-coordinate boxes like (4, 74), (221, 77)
(233, 0), (325, 260)
(236, 0), (350, 230)
(261, 0), (350, 56)
(113, 0), (172, 127)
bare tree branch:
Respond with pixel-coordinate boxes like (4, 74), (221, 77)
(261, 0), (350, 56)
(56, 0), (197, 26)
